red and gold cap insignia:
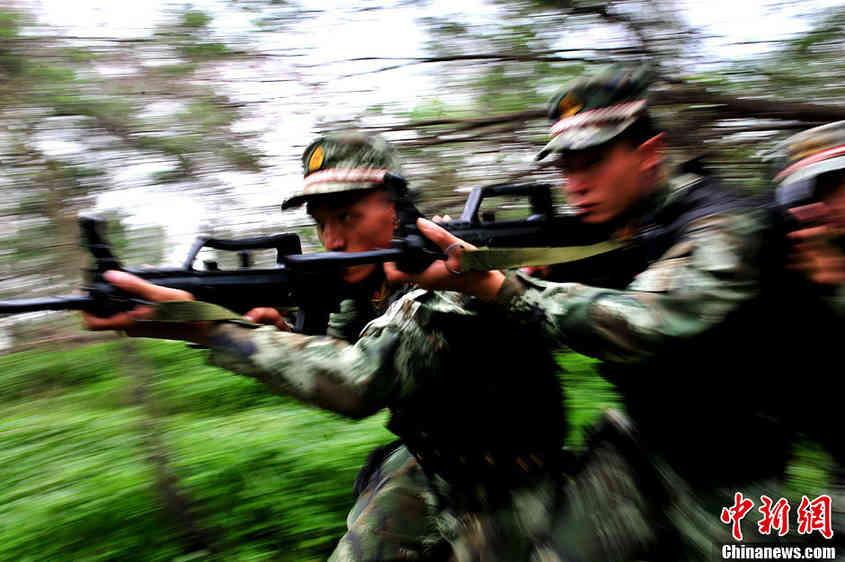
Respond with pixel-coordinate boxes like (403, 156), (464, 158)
(559, 92), (583, 119)
(308, 145), (324, 172)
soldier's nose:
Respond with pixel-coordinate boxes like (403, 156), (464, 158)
(326, 235), (345, 252)
(564, 173), (590, 195)
(320, 224), (346, 252)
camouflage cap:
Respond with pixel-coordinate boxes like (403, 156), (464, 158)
(536, 65), (655, 160)
(773, 121), (845, 187)
(282, 132), (404, 210)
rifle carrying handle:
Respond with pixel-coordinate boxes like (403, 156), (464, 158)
(459, 183), (554, 225)
(182, 233), (303, 269)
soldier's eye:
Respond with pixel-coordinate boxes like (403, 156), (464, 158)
(561, 150), (605, 173)
(340, 211), (358, 224)
(584, 153), (604, 170)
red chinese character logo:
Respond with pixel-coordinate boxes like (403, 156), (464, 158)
(721, 492), (754, 541)
(797, 495), (833, 539)
(758, 495), (790, 536)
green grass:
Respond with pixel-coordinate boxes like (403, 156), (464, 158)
(557, 352), (621, 448)
(0, 341), (392, 561)
(0, 341), (835, 560)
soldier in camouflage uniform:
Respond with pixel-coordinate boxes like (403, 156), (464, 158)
(387, 66), (797, 560)
(774, 121), (845, 315)
(772, 122), (845, 551)
(283, 133), (441, 561)
(84, 134), (570, 561)
(88, 132), (438, 560)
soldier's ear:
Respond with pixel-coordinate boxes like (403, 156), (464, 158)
(638, 132), (666, 172)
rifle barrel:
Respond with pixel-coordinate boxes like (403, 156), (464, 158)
(0, 295), (94, 314)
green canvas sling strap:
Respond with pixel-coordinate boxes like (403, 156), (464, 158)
(459, 240), (625, 272)
(144, 300), (260, 326)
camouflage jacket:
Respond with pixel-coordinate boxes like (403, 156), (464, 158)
(497, 177), (764, 364)
(207, 288), (567, 560)
(495, 174), (792, 486)
(207, 287), (566, 504)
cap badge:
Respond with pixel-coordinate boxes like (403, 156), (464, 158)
(559, 92), (583, 118)
(308, 145), (324, 172)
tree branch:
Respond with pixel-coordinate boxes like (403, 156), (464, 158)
(334, 54), (603, 78)
(653, 86), (845, 123)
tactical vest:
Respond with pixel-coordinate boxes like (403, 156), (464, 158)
(385, 295), (567, 508)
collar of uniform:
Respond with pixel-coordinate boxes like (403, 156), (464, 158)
(666, 172), (706, 203)
(637, 172), (704, 232)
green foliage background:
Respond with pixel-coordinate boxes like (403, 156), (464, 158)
(0, 342), (833, 560)
(0, 340), (393, 560)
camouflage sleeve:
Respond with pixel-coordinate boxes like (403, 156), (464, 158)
(495, 212), (763, 363)
(326, 299), (361, 341)
(206, 322), (401, 419)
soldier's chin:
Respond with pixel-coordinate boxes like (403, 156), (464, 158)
(577, 210), (604, 224)
(343, 263), (377, 284)
(578, 208), (615, 225)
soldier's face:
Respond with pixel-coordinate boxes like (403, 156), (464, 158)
(558, 135), (663, 224)
(310, 189), (397, 284)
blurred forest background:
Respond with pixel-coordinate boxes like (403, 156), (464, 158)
(1, 0), (843, 559)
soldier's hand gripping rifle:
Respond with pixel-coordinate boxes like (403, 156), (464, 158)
(0, 182), (622, 333)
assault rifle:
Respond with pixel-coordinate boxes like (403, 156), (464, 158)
(0, 182), (616, 334)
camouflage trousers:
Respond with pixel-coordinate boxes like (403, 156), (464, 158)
(328, 444), (442, 561)
(549, 412), (798, 562)
(328, 421), (834, 562)
(328, 443), (565, 562)
(428, 470), (562, 562)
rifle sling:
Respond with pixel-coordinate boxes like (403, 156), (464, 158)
(144, 300), (260, 326)
(459, 241), (625, 272)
